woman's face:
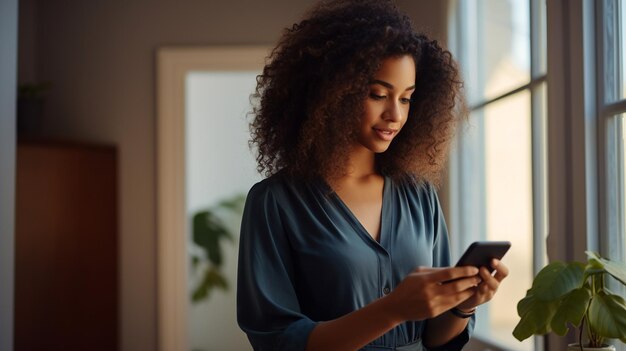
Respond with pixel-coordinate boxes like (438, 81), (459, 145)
(356, 55), (416, 154)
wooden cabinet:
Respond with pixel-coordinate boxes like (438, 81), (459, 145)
(15, 140), (118, 351)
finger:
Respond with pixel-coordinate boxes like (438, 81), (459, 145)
(491, 259), (509, 281)
(479, 267), (500, 290)
(481, 283), (495, 300)
(429, 266), (479, 283)
(439, 276), (482, 295)
(408, 267), (444, 282)
(454, 288), (477, 304)
(413, 266), (444, 274)
(433, 288), (476, 314)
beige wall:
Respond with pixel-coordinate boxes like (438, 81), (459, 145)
(18, 1), (448, 350)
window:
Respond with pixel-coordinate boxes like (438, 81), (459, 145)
(452, 0), (626, 350)
(448, 0), (547, 350)
(601, 0), (626, 328)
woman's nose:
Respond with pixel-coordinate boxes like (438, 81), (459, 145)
(383, 101), (403, 122)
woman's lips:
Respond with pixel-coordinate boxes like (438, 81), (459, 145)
(373, 127), (398, 141)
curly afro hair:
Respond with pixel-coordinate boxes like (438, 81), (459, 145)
(250, 0), (465, 185)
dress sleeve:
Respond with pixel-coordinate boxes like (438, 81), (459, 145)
(237, 182), (318, 351)
(425, 184), (476, 351)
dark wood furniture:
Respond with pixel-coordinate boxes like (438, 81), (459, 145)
(14, 140), (118, 350)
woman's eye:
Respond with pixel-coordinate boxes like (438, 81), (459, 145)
(400, 97), (412, 104)
(369, 93), (385, 100)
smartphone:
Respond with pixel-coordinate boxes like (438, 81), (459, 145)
(455, 241), (511, 272)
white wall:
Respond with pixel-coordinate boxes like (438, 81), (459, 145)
(0, 0), (17, 349)
(18, 1), (448, 349)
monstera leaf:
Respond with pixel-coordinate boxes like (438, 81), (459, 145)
(587, 251), (626, 286)
(529, 261), (585, 301)
(587, 290), (626, 343)
(514, 262), (585, 340)
(549, 286), (592, 336)
(513, 253), (626, 347)
(513, 294), (559, 340)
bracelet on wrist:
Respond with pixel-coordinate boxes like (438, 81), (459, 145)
(450, 307), (476, 319)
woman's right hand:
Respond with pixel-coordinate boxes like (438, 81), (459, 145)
(386, 266), (481, 323)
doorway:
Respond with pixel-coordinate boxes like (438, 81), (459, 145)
(157, 46), (268, 351)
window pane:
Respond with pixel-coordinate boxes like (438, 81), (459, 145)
(607, 114), (626, 273)
(621, 115), (626, 257)
(464, 0), (531, 105)
(467, 91), (534, 351)
(532, 81), (549, 271)
(606, 114), (626, 351)
(621, 0), (626, 99)
(621, 116), (626, 351)
(604, 0), (621, 102)
(608, 114), (626, 260)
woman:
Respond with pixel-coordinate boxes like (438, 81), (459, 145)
(237, 1), (509, 350)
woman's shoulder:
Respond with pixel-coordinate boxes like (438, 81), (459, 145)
(247, 173), (287, 199)
(391, 175), (440, 210)
(391, 175), (434, 194)
(246, 172), (310, 203)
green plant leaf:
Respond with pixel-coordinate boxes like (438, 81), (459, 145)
(550, 287), (592, 336)
(587, 290), (626, 343)
(190, 194), (246, 303)
(586, 251), (626, 286)
(193, 211), (233, 266)
(530, 261), (585, 301)
(588, 259), (604, 270)
(191, 267), (229, 303)
(513, 294), (559, 341)
(583, 267), (605, 283)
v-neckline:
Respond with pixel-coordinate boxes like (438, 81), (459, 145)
(324, 176), (390, 246)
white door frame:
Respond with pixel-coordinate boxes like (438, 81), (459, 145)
(156, 46), (269, 351)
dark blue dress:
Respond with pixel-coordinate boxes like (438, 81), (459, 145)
(237, 174), (474, 350)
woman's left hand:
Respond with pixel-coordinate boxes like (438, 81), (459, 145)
(455, 259), (509, 311)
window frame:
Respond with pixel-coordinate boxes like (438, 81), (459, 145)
(599, 0), (626, 267)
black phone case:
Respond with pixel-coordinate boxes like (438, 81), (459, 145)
(455, 241), (511, 272)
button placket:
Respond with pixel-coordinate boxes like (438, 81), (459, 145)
(379, 250), (392, 297)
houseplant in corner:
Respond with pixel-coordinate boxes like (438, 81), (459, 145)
(190, 194), (246, 303)
(513, 251), (626, 350)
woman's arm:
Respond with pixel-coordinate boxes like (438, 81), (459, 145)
(305, 266), (480, 351)
(422, 310), (471, 348)
(305, 293), (403, 351)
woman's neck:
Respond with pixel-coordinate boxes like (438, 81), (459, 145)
(325, 145), (381, 191)
(342, 145), (378, 180)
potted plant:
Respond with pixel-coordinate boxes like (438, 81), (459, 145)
(513, 251), (626, 350)
(190, 194), (246, 303)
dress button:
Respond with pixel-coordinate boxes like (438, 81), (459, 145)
(383, 287), (391, 295)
